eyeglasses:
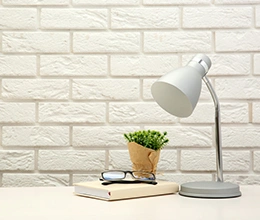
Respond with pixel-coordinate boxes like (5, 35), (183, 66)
(100, 170), (157, 185)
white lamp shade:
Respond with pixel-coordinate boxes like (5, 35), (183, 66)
(151, 54), (211, 117)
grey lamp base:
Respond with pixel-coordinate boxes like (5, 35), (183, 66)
(179, 181), (241, 198)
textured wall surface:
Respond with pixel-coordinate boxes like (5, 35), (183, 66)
(0, 0), (260, 187)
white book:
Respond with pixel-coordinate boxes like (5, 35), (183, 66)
(74, 181), (179, 201)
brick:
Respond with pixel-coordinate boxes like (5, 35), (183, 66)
(111, 55), (178, 76)
(109, 102), (177, 124)
(0, 56), (36, 76)
(254, 151), (260, 171)
(109, 150), (132, 170)
(222, 127), (260, 147)
(73, 126), (139, 147)
(223, 151), (250, 171)
(3, 32), (70, 53)
(224, 175), (260, 185)
(143, 79), (159, 100)
(143, 79), (211, 100)
(123, 105), (159, 123)
(180, 103), (248, 124)
(183, 7), (251, 28)
(2, 126), (69, 147)
(3, 174), (69, 187)
(182, 54), (250, 76)
(39, 103), (106, 123)
(215, 78), (260, 99)
(72, 79), (139, 100)
(0, 9), (37, 29)
(254, 54), (260, 75)
(144, 126), (212, 147)
(40, 55), (107, 76)
(73, 32), (140, 53)
(72, 0), (139, 5)
(252, 103), (260, 123)
(111, 8), (179, 29)
(221, 103), (248, 124)
(38, 150), (105, 171)
(181, 150), (250, 171)
(0, 103), (35, 123)
(181, 150), (215, 171)
(155, 174), (212, 184)
(73, 174), (100, 184)
(180, 103), (215, 124)
(3, 0), (69, 5)
(157, 150), (177, 171)
(215, 0), (260, 4)
(216, 31), (260, 52)
(256, 7), (260, 27)
(143, 0), (211, 4)
(41, 9), (107, 29)
(2, 79), (69, 100)
(144, 32), (211, 52)
(0, 151), (34, 171)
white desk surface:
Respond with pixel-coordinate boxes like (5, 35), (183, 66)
(0, 185), (260, 220)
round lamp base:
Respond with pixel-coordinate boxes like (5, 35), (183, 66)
(179, 181), (241, 199)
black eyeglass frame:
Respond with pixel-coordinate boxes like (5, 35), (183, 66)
(99, 170), (157, 185)
(101, 170), (156, 181)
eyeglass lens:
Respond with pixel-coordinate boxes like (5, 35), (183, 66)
(102, 171), (125, 180)
(132, 171), (155, 180)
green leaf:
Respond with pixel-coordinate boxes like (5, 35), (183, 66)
(123, 130), (169, 151)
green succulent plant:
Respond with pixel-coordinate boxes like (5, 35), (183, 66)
(124, 130), (169, 151)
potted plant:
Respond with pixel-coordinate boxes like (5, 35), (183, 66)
(124, 130), (169, 174)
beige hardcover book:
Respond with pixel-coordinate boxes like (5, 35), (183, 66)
(74, 181), (179, 201)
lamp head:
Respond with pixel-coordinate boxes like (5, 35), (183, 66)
(151, 54), (211, 117)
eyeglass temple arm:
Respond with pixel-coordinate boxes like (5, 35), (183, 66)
(203, 76), (224, 182)
(101, 180), (158, 185)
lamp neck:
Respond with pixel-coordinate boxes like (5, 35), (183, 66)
(203, 76), (224, 182)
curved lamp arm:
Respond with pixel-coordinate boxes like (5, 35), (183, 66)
(203, 76), (223, 182)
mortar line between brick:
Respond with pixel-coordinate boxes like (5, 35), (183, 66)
(249, 102), (253, 123)
(34, 149), (39, 172)
(250, 150), (254, 173)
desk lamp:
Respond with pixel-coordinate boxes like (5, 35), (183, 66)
(151, 54), (241, 198)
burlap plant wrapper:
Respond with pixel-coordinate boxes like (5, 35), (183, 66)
(127, 142), (160, 174)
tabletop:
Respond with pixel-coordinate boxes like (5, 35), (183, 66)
(0, 185), (260, 220)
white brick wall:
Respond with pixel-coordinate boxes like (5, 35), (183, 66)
(0, 1), (259, 187)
